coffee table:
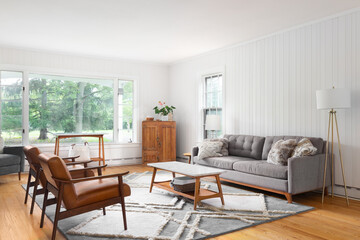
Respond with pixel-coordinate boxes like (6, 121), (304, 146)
(147, 162), (226, 210)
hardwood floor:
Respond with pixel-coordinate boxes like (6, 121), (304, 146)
(1, 164), (359, 240)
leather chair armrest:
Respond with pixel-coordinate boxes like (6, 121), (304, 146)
(53, 171), (129, 183)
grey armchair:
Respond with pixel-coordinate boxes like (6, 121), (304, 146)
(0, 146), (25, 180)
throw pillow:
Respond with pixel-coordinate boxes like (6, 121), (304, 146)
(205, 138), (229, 156)
(0, 136), (4, 154)
(291, 138), (317, 157)
(267, 139), (297, 165)
(198, 141), (223, 160)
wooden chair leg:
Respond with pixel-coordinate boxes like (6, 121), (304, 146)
(30, 170), (40, 214)
(118, 176), (127, 230)
(40, 183), (49, 228)
(52, 184), (63, 240)
(24, 171), (32, 204)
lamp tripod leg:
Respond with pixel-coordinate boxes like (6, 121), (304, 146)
(322, 111), (331, 204)
(334, 112), (350, 206)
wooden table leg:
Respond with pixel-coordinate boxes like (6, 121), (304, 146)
(54, 138), (58, 154)
(150, 168), (157, 193)
(194, 177), (200, 210)
(172, 172), (176, 178)
(215, 175), (225, 205)
(101, 136), (105, 166)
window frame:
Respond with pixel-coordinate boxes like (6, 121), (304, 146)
(0, 66), (139, 146)
(198, 67), (226, 141)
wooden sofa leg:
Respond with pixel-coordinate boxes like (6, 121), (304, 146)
(285, 193), (292, 203)
(18, 172), (21, 180)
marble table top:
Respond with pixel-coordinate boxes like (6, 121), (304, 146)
(147, 161), (227, 177)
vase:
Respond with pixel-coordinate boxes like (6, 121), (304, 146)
(161, 115), (168, 121)
(168, 112), (173, 121)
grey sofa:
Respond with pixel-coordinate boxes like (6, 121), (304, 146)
(192, 135), (331, 203)
(0, 146), (25, 180)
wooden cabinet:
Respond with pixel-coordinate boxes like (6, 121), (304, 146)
(142, 121), (176, 163)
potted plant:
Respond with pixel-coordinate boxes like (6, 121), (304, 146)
(153, 101), (176, 121)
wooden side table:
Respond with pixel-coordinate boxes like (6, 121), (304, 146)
(54, 133), (105, 166)
(183, 152), (191, 164)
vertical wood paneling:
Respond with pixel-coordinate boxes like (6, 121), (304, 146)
(169, 10), (360, 196)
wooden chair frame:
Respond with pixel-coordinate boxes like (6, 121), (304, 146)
(24, 156), (91, 215)
(39, 164), (129, 240)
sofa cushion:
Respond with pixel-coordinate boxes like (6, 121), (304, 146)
(233, 160), (288, 180)
(198, 141), (223, 160)
(224, 134), (265, 160)
(267, 139), (297, 166)
(262, 136), (324, 160)
(194, 156), (254, 170)
(0, 154), (21, 167)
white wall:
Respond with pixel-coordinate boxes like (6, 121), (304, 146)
(0, 47), (169, 165)
(169, 10), (360, 198)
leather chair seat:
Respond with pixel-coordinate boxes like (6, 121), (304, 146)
(70, 179), (131, 209)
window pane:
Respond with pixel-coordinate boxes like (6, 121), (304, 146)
(29, 74), (114, 144)
(118, 80), (133, 142)
(0, 71), (23, 145)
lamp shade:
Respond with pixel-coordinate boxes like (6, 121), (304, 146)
(316, 88), (351, 110)
(205, 115), (221, 131)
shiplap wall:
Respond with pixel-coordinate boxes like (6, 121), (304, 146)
(169, 10), (360, 197)
(0, 47), (169, 164)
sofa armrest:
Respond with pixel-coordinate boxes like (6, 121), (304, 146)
(192, 146), (199, 157)
(3, 146), (25, 172)
(191, 146), (199, 165)
(288, 154), (331, 194)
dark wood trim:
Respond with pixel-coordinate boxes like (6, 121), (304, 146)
(219, 177), (293, 203)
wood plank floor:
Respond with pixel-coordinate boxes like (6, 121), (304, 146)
(1, 164), (359, 240)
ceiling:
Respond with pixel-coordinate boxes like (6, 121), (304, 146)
(0, 0), (359, 64)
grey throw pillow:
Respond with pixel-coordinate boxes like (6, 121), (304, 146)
(267, 139), (297, 165)
(205, 138), (229, 156)
(198, 141), (223, 160)
(291, 138), (317, 157)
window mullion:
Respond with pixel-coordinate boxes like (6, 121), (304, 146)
(22, 71), (29, 145)
(113, 78), (119, 143)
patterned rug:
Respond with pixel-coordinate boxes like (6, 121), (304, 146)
(23, 171), (313, 240)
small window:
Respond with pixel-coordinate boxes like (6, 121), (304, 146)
(118, 80), (134, 143)
(202, 74), (223, 139)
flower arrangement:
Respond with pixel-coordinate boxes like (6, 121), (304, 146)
(153, 101), (176, 116)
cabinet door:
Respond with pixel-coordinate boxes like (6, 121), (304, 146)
(158, 123), (176, 161)
(143, 151), (159, 163)
(142, 123), (158, 151)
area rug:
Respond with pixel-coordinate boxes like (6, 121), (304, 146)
(23, 171), (313, 240)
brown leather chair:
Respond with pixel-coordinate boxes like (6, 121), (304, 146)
(38, 153), (130, 240)
(23, 146), (94, 214)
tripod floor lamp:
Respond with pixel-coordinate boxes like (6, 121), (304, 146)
(316, 87), (351, 206)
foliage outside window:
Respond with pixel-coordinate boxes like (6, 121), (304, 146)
(28, 74), (114, 144)
(118, 80), (134, 143)
(0, 71), (23, 145)
(203, 74), (223, 139)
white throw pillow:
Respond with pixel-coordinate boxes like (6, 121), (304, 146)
(198, 141), (223, 160)
(267, 139), (297, 165)
(0, 136), (4, 154)
(291, 138), (317, 157)
(205, 138), (229, 156)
